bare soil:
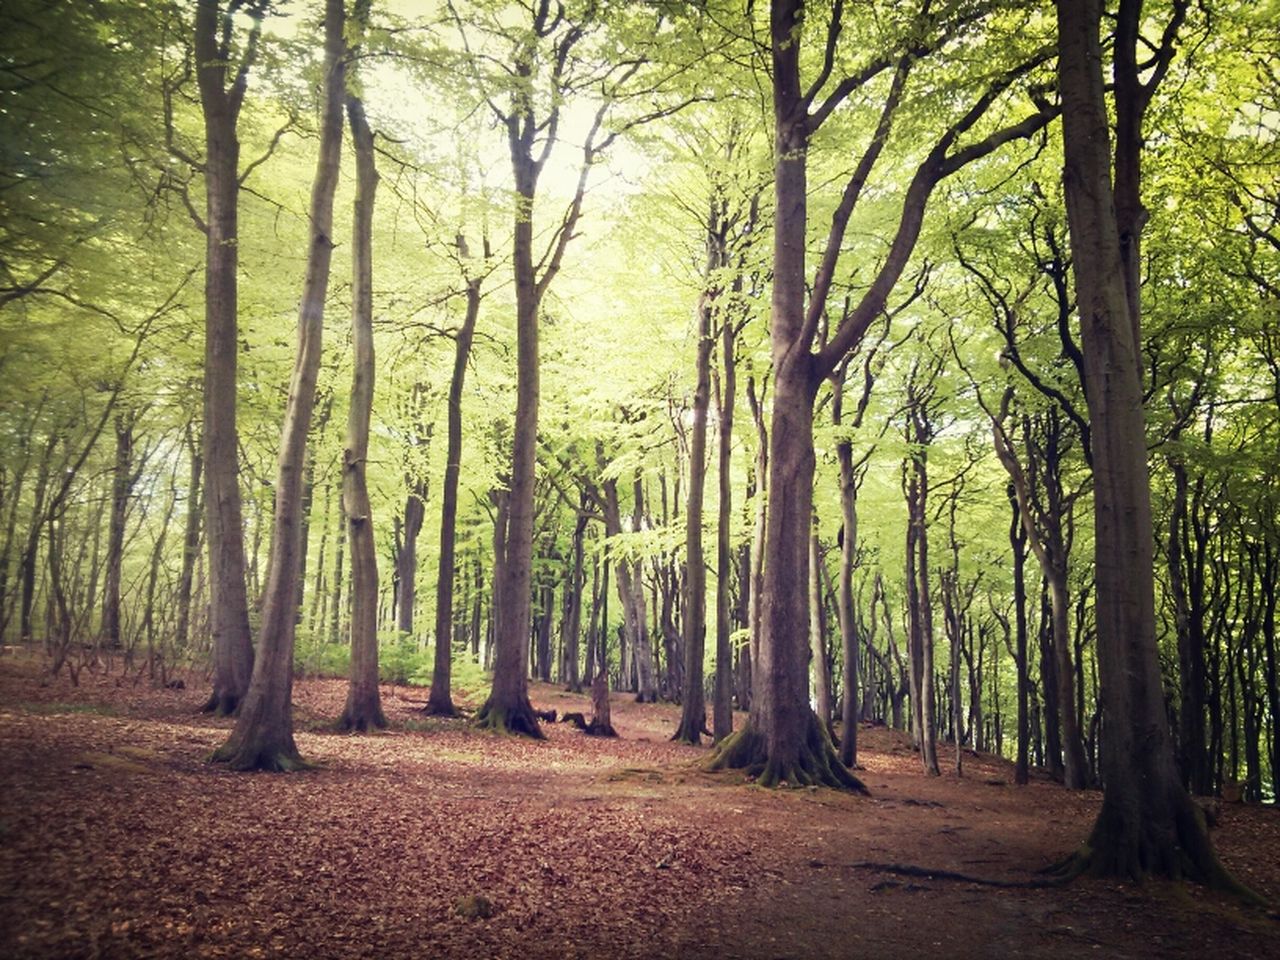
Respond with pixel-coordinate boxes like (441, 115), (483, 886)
(1, 655), (1276, 959)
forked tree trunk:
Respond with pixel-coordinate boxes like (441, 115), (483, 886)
(711, 0), (1051, 791)
(338, 44), (386, 733)
(1055, 0), (1247, 893)
(427, 240), (481, 716)
(195, 0), (258, 715)
(213, 0), (344, 770)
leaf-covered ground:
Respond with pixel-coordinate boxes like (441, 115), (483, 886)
(1, 654), (1276, 959)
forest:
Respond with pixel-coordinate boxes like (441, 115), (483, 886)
(1, 0), (1278, 956)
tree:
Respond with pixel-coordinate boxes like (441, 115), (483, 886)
(710, 0), (1056, 788)
(192, 0), (267, 715)
(1053, 0), (1249, 891)
(338, 0), (386, 733)
(425, 233), (485, 717)
(213, 0), (345, 770)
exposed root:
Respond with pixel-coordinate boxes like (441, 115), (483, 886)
(706, 713), (869, 794)
(851, 861), (1065, 889)
(1043, 792), (1270, 909)
(474, 696), (547, 740)
(209, 740), (312, 773)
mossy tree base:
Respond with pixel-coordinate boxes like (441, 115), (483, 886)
(671, 716), (711, 747)
(707, 712), (869, 793)
(209, 738), (311, 773)
(336, 705), (388, 734)
(1049, 789), (1265, 906)
(201, 690), (241, 717)
(424, 692), (460, 718)
(474, 695), (546, 739)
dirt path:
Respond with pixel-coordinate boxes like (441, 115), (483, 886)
(0, 658), (1276, 958)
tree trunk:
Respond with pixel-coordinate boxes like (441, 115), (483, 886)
(1055, 0), (1245, 891)
(338, 54), (385, 733)
(476, 136), (543, 735)
(809, 522), (834, 733)
(101, 412), (133, 649)
(563, 511), (586, 693)
(674, 283), (713, 743)
(835, 398), (860, 766)
(195, 0), (257, 715)
(175, 425), (203, 650)
(1009, 485), (1031, 785)
(213, 0), (344, 770)
(427, 241), (481, 715)
(713, 319), (736, 742)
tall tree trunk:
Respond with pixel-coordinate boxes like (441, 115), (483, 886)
(427, 240), (481, 716)
(195, 0), (259, 715)
(745, 375), (767, 699)
(674, 281), (713, 743)
(328, 491), (345, 645)
(338, 43), (385, 733)
(1009, 485), (1031, 785)
(809, 521), (834, 733)
(1055, 0), (1243, 890)
(834, 381), (861, 767)
(101, 412), (134, 649)
(914, 451), (940, 777)
(563, 511), (586, 693)
(213, 0), (344, 770)
(476, 82), (544, 737)
(175, 424), (203, 650)
(713, 320), (737, 742)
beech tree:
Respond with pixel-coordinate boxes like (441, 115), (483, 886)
(338, 0), (386, 733)
(213, 0), (346, 770)
(1052, 0), (1251, 891)
(192, 0), (267, 715)
(714, 0), (1057, 787)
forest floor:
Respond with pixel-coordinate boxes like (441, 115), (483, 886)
(0, 654), (1277, 959)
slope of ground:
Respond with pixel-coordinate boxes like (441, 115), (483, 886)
(0, 655), (1276, 959)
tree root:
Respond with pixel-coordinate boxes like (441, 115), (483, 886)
(200, 690), (241, 717)
(1039, 789), (1271, 910)
(209, 740), (311, 773)
(474, 696), (547, 740)
(706, 713), (869, 794)
(423, 694), (460, 718)
(336, 706), (388, 733)
(852, 861), (1065, 889)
